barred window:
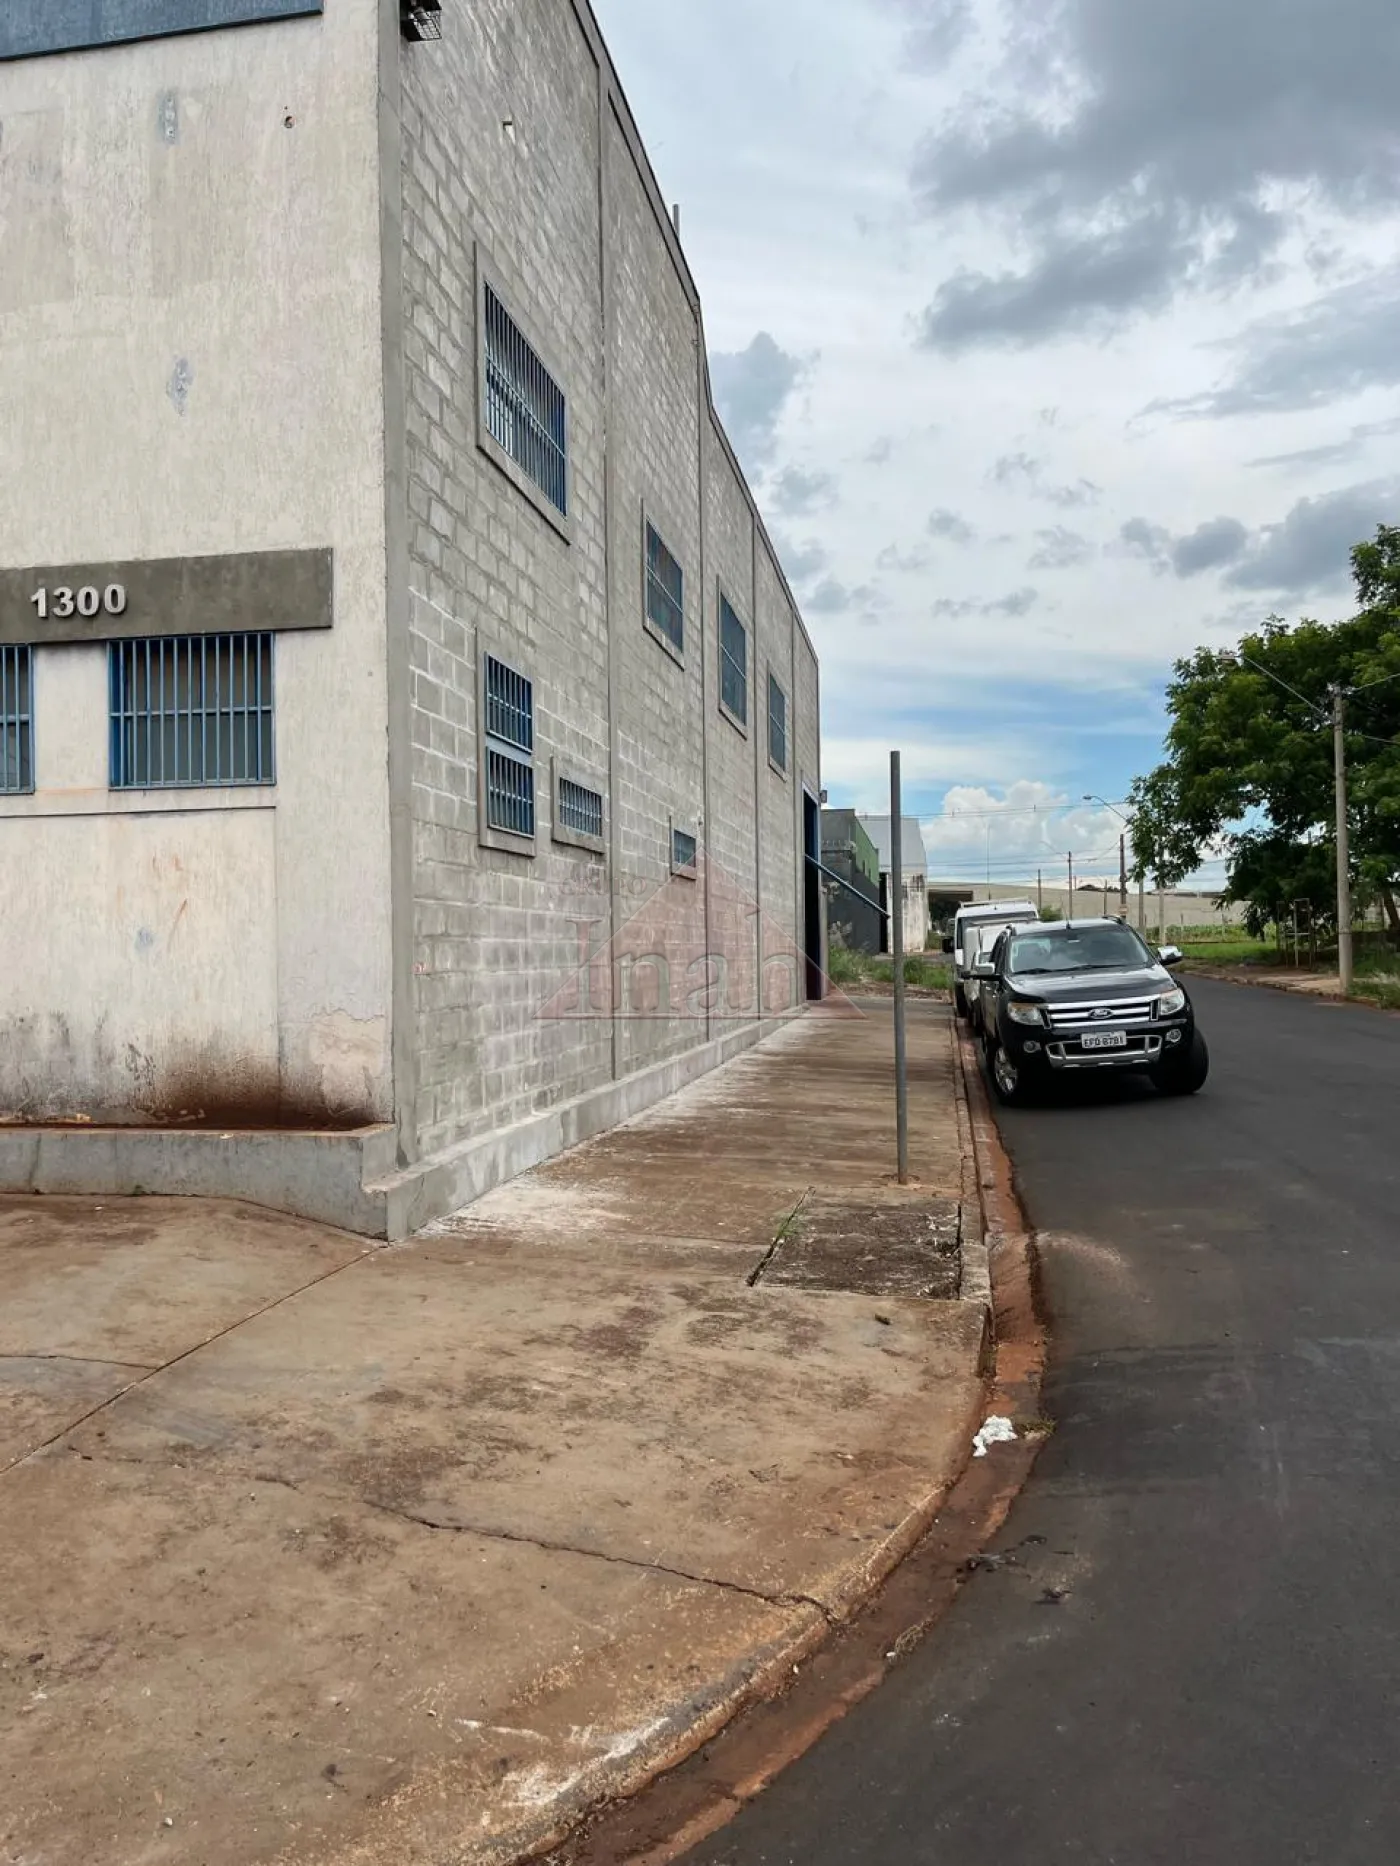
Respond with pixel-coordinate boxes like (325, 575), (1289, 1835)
(109, 634), (274, 789)
(557, 775), (604, 843)
(483, 653), (534, 839)
(767, 672), (788, 773)
(645, 521), (684, 654)
(719, 595), (747, 725)
(671, 825), (698, 875)
(0, 645), (33, 795)
(483, 283), (568, 516)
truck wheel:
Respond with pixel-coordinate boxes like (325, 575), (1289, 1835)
(989, 1041), (1036, 1107)
(954, 982), (969, 1019)
(1156, 1029), (1209, 1096)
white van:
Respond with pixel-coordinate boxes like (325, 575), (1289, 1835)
(943, 898), (1040, 1019)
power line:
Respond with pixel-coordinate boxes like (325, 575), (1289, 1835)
(930, 843), (1130, 874)
(1238, 652), (1326, 717)
(869, 799), (1133, 823)
(1347, 666), (1400, 694)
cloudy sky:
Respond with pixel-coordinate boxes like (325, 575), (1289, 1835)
(592, 0), (1400, 886)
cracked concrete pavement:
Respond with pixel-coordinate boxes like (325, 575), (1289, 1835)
(0, 1000), (988, 1866)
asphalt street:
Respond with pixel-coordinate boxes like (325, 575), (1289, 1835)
(681, 977), (1400, 1865)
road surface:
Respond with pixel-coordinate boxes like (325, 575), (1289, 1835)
(681, 977), (1400, 1865)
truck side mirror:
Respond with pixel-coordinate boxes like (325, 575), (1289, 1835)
(1159, 944), (1183, 967)
(941, 935), (954, 954)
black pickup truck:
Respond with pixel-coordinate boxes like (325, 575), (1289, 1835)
(980, 916), (1209, 1106)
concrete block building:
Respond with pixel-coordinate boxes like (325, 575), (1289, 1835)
(858, 816), (931, 952)
(820, 808), (884, 955)
(0, 0), (822, 1235)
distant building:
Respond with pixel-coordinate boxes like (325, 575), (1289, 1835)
(820, 809), (883, 954)
(927, 877), (1245, 932)
(858, 815), (931, 952)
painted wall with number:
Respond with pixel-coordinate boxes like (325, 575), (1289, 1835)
(0, 0), (394, 1125)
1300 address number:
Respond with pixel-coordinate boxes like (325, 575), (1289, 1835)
(30, 584), (128, 621)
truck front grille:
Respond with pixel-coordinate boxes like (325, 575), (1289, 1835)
(1044, 996), (1155, 1032)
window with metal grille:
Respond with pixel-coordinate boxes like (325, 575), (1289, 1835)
(557, 775), (603, 842)
(0, 645), (33, 795)
(483, 283), (568, 516)
(768, 672), (788, 772)
(645, 522), (684, 654)
(484, 653), (535, 839)
(671, 825), (698, 875)
(719, 595), (747, 724)
(109, 634), (274, 789)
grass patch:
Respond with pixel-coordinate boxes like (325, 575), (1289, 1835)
(1176, 936), (1276, 966)
(1350, 953), (1400, 1008)
(1354, 980), (1400, 1010)
(826, 945), (866, 987)
(827, 948), (952, 992)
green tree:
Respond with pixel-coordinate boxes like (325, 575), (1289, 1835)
(1129, 525), (1400, 936)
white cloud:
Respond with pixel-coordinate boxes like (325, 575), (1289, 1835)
(921, 783), (1131, 884)
(591, 0), (1400, 812)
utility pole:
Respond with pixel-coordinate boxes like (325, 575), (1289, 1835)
(1333, 686), (1353, 993)
(1067, 850), (1074, 914)
(1036, 867), (1043, 913)
(1119, 833), (1127, 918)
(890, 752), (909, 1185)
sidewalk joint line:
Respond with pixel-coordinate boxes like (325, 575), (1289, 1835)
(0, 1241), (387, 1480)
(354, 1494), (841, 1623)
(3, 1352), (157, 1372)
(38, 1437), (842, 1623)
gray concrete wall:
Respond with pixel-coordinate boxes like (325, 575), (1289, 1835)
(701, 419), (762, 1028)
(395, 0), (613, 1164)
(391, 0), (821, 1169)
(0, 0), (394, 1125)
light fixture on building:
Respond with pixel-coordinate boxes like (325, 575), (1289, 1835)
(401, 0), (442, 40)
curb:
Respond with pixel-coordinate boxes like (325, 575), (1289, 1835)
(1185, 964), (1400, 1018)
(529, 1011), (1048, 1866)
(950, 1018), (994, 1372)
(1184, 962), (1344, 999)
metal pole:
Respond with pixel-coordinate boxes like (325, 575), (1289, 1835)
(1119, 833), (1128, 918)
(1333, 686), (1354, 993)
(1159, 877), (1167, 945)
(1036, 867), (1043, 913)
(1067, 850), (1074, 913)
(890, 752), (909, 1185)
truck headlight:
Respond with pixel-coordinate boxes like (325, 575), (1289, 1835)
(1007, 1000), (1045, 1027)
(1155, 987), (1187, 1018)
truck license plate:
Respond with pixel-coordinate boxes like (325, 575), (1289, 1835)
(1081, 1030), (1128, 1051)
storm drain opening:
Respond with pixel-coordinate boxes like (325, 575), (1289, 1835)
(751, 1193), (963, 1300)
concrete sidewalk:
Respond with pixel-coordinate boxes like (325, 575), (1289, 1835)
(1, 1001), (990, 1866)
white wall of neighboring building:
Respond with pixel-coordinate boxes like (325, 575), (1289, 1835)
(0, 1), (394, 1124)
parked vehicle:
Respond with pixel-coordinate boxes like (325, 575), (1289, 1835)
(942, 899), (1039, 1020)
(966, 922), (1013, 1040)
(980, 917), (1208, 1106)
